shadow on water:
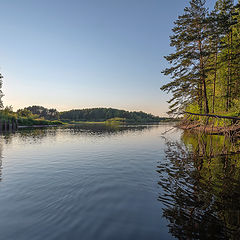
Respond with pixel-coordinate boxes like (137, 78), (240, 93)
(158, 131), (240, 240)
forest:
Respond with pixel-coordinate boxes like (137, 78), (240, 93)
(161, 0), (240, 118)
(59, 108), (165, 123)
(0, 105), (167, 126)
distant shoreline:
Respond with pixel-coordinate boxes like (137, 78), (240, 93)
(17, 120), (176, 129)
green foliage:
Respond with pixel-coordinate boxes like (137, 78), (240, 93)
(17, 117), (63, 126)
(1, 106), (168, 126)
(161, 0), (211, 115)
(60, 108), (165, 123)
(105, 117), (125, 125)
(17, 108), (38, 118)
(161, 0), (240, 119)
(0, 106), (17, 121)
(25, 106), (60, 120)
(0, 106), (63, 127)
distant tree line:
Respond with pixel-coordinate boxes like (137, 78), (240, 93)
(161, 0), (240, 116)
(17, 106), (166, 123)
(60, 108), (164, 123)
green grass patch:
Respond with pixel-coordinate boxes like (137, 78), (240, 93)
(18, 117), (64, 126)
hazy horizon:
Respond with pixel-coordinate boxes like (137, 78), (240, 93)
(0, 0), (217, 116)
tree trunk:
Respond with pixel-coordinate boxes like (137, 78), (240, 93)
(198, 83), (203, 114)
(226, 31), (232, 111)
(212, 42), (218, 113)
(202, 72), (209, 114)
(199, 40), (209, 114)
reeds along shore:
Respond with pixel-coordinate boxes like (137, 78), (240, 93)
(0, 118), (18, 132)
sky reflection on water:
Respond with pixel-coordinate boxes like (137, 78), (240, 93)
(0, 124), (174, 240)
(0, 124), (239, 239)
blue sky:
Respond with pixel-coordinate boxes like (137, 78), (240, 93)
(0, 0), (217, 116)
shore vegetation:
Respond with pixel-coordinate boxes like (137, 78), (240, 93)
(0, 105), (171, 127)
(161, 0), (240, 133)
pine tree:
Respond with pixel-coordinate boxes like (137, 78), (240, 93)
(229, 2), (240, 107)
(207, 8), (221, 113)
(215, 0), (235, 111)
(161, 0), (211, 115)
(0, 73), (3, 109)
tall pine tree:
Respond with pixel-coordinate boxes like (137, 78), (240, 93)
(161, 0), (211, 115)
(215, 0), (235, 111)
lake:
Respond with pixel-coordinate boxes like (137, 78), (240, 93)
(0, 124), (240, 240)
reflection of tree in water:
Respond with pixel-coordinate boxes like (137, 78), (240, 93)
(17, 125), (154, 140)
(0, 128), (57, 145)
(65, 124), (153, 136)
(158, 132), (240, 239)
(0, 125), (155, 145)
(0, 125), (154, 182)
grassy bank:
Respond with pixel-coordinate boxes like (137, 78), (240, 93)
(62, 117), (125, 125)
(17, 118), (64, 127)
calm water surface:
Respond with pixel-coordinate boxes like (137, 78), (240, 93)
(0, 124), (240, 240)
